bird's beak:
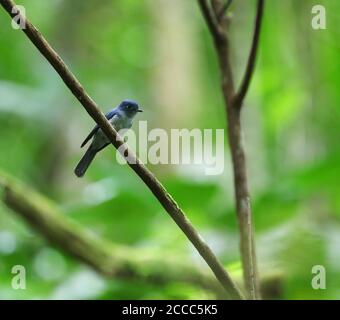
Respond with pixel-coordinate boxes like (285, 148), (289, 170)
(138, 108), (143, 112)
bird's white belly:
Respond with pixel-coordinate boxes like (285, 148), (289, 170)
(92, 115), (132, 150)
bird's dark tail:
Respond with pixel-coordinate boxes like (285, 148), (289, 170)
(74, 146), (97, 177)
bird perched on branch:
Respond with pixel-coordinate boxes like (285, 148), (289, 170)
(74, 99), (143, 177)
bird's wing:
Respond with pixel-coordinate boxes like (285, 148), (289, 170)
(80, 109), (117, 148)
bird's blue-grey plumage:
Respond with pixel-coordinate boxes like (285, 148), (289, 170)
(74, 100), (142, 177)
(80, 109), (117, 148)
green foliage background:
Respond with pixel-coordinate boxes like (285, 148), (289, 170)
(0, 0), (339, 299)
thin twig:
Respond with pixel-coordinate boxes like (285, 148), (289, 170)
(234, 0), (264, 109)
(197, 0), (265, 299)
(197, 0), (223, 41)
(217, 0), (233, 22)
(0, 0), (244, 299)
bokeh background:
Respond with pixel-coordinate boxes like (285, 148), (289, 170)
(0, 0), (339, 299)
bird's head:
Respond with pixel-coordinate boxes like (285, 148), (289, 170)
(118, 100), (143, 118)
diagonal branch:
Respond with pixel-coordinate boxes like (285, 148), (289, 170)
(0, 0), (244, 299)
(234, 0), (264, 109)
(0, 172), (222, 295)
(0, 172), (282, 298)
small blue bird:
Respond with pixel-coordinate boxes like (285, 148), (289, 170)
(74, 99), (143, 177)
